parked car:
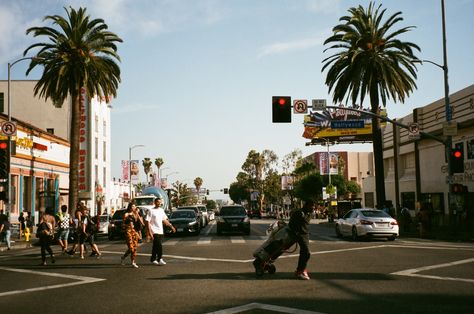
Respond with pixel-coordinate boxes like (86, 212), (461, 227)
(335, 208), (399, 241)
(108, 209), (127, 240)
(165, 210), (200, 236)
(96, 214), (111, 236)
(176, 206), (204, 229)
(216, 205), (250, 235)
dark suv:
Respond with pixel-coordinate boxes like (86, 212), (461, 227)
(107, 209), (126, 240)
(216, 205), (250, 235)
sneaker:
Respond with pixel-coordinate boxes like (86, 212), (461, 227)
(121, 256), (126, 265)
(132, 262), (139, 268)
(89, 252), (97, 257)
(158, 259), (167, 266)
(152, 260), (159, 265)
(80, 255), (85, 260)
(295, 269), (310, 280)
(40, 261), (47, 266)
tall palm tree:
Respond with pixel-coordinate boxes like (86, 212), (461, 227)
(142, 158), (152, 184)
(322, 2), (420, 207)
(155, 157), (164, 178)
(24, 7), (122, 212)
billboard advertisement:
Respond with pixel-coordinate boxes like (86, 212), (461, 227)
(303, 107), (387, 144)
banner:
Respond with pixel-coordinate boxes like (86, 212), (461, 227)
(281, 175), (294, 190)
(78, 87), (92, 199)
(122, 160), (129, 181)
(130, 160), (139, 184)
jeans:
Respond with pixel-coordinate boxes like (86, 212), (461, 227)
(3, 230), (11, 249)
(295, 233), (311, 272)
(150, 234), (164, 262)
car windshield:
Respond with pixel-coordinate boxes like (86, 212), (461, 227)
(220, 207), (246, 216)
(134, 198), (155, 206)
(112, 210), (126, 219)
(178, 207), (197, 212)
(361, 210), (391, 218)
(171, 211), (195, 219)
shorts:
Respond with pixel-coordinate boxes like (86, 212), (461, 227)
(58, 229), (70, 241)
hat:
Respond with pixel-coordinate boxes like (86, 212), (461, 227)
(155, 195), (163, 200)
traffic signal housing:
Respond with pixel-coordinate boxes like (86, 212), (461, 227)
(272, 96), (291, 123)
(223, 188), (229, 194)
(450, 144), (464, 173)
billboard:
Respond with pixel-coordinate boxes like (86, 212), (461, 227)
(303, 107), (387, 144)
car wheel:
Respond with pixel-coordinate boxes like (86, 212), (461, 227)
(351, 227), (359, 241)
(217, 228), (222, 236)
(335, 225), (342, 238)
(194, 228), (201, 236)
(108, 233), (114, 241)
(388, 236), (396, 241)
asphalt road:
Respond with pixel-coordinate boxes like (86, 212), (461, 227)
(1, 219), (473, 314)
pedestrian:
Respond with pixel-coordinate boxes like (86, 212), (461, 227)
(417, 202), (432, 238)
(57, 205), (71, 254)
(288, 200), (314, 280)
(146, 196), (176, 266)
(400, 207), (412, 233)
(24, 212), (32, 243)
(81, 208), (101, 259)
(0, 210), (11, 250)
(67, 202), (85, 256)
(18, 210), (26, 239)
(120, 203), (144, 268)
(37, 208), (56, 266)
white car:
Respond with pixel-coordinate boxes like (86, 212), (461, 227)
(335, 208), (399, 241)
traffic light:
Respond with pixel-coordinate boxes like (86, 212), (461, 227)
(450, 144), (464, 173)
(272, 96), (291, 123)
(0, 140), (9, 202)
(451, 183), (463, 194)
(206, 189), (209, 195)
(223, 188), (228, 194)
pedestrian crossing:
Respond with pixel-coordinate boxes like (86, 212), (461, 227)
(161, 235), (329, 246)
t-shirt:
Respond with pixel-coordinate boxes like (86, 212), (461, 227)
(59, 212), (70, 230)
(146, 206), (168, 235)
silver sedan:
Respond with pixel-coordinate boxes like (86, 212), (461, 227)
(335, 208), (399, 241)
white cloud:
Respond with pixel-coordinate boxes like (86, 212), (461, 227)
(258, 35), (323, 58)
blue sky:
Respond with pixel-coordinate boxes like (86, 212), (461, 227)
(1, 0), (473, 200)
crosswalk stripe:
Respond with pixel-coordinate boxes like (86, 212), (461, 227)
(230, 236), (245, 244)
(163, 239), (181, 246)
(197, 237), (211, 245)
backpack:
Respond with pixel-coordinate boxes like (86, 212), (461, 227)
(36, 221), (53, 238)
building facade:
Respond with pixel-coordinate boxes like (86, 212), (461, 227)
(0, 80), (127, 217)
(363, 84), (474, 227)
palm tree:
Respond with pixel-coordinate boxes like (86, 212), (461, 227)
(142, 158), (152, 184)
(155, 157), (164, 179)
(322, 2), (420, 206)
(24, 7), (122, 212)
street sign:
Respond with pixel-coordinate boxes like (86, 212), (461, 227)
(443, 121), (458, 136)
(312, 99), (326, 111)
(330, 120), (365, 129)
(293, 99), (308, 114)
(1, 121), (17, 136)
(408, 122), (420, 140)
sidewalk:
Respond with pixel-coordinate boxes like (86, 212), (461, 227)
(0, 238), (37, 251)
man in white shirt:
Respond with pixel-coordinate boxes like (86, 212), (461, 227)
(146, 196), (175, 265)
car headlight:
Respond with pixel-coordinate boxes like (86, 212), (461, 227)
(217, 217), (225, 223)
(188, 221), (197, 226)
(243, 217), (250, 223)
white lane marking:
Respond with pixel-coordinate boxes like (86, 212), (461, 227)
(0, 267), (105, 297)
(230, 237), (245, 244)
(197, 237), (211, 245)
(163, 239), (181, 246)
(206, 302), (325, 314)
(391, 257), (474, 283)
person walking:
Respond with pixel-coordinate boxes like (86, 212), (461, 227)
(81, 208), (101, 259)
(146, 196), (175, 265)
(288, 200), (314, 280)
(37, 208), (56, 266)
(0, 210), (11, 250)
(120, 203), (144, 268)
(57, 205), (71, 254)
(67, 202), (86, 257)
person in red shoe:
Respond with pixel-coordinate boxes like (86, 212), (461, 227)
(288, 200), (314, 280)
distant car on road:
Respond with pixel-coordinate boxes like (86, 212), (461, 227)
(166, 210), (200, 236)
(97, 214), (111, 236)
(216, 205), (250, 235)
(176, 206), (204, 229)
(107, 209), (127, 240)
(335, 208), (399, 241)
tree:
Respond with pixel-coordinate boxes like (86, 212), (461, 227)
(346, 180), (361, 196)
(229, 181), (248, 204)
(142, 158), (152, 184)
(194, 177), (203, 201)
(154, 157), (164, 185)
(24, 7), (122, 212)
(171, 181), (194, 207)
(293, 173), (323, 202)
(322, 2), (420, 206)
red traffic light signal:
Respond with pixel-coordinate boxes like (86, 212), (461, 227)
(450, 144), (464, 174)
(272, 96), (291, 123)
(0, 142), (7, 150)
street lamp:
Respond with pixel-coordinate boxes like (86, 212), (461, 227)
(6, 56), (42, 212)
(129, 144), (145, 201)
(413, 0), (452, 218)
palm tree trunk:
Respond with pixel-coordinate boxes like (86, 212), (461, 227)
(370, 89), (386, 208)
(68, 92), (80, 213)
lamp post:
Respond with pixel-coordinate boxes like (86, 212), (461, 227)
(129, 144), (144, 201)
(414, 0), (452, 220)
(6, 56), (40, 212)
